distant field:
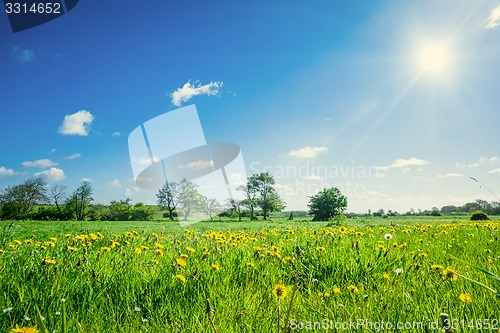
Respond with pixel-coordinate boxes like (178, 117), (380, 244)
(0, 217), (499, 332)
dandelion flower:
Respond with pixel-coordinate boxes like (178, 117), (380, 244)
(272, 284), (287, 299)
(347, 285), (359, 293)
(333, 287), (341, 294)
(134, 248), (142, 255)
(459, 293), (472, 303)
(100, 247), (111, 252)
(246, 262), (255, 267)
(134, 307), (141, 312)
(318, 292), (324, 297)
(176, 258), (187, 267)
(67, 246), (78, 252)
(176, 274), (186, 282)
(211, 264), (220, 271)
(43, 258), (56, 265)
(442, 267), (458, 281)
(395, 268), (404, 276)
(186, 246), (195, 253)
(431, 264), (444, 270)
(9, 325), (39, 333)
(383, 273), (390, 279)
(155, 249), (164, 257)
(316, 246), (325, 251)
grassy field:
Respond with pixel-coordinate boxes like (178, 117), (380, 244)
(0, 217), (499, 332)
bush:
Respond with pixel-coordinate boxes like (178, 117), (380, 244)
(470, 211), (489, 221)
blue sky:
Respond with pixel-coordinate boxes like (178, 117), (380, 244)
(1, 0), (500, 213)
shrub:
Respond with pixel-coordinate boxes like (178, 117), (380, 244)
(470, 211), (489, 221)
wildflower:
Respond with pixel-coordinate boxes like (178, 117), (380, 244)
(459, 293), (472, 303)
(318, 292), (323, 297)
(134, 307), (141, 312)
(24, 239), (33, 244)
(333, 287), (341, 294)
(316, 246), (325, 251)
(176, 258), (187, 267)
(64, 234), (71, 238)
(180, 254), (189, 258)
(24, 315), (31, 321)
(100, 247), (111, 252)
(43, 258), (56, 265)
(176, 274), (186, 282)
(142, 318), (148, 322)
(140, 246), (149, 251)
(383, 273), (390, 279)
(67, 246), (78, 252)
(14, 240), (22, 245)
(418, 253), (427, 257)
(3, 307), (13, 313)
(155, 242), (164, 249)
(246, 262), (255, 267)
(273, 284), (287, 299)
(9, 326), (39, 333)
(324, 292), (330, 297)
(431, 264), (444, 270)
(347, 285), (359, 293)
(134, 248), (142, 255)
(186, 246), (195, 253)
(283, 256), (293, 263)
(150, 259), (159, 265)
(155, 249), (164, 257)
(384, 233), (393, 240)
(442, 267), (458, 281)
(395, 268), (404, 276)
(55, 312), (61, 316)
(211, 264), (220, 271)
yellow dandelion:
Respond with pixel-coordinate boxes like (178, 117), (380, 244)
(431, 264), (444, 270)
(347, 285), (359, 293)
(134, 248), (142, 255)
(459, 293), (472, 303)
(324, 292), (330, 297)
(383, 273), (390, 279)
(186, 246), (195, 253)
(67, 246), (78, 252)
(155, 243), (164, 249)
(176, 274), (186, 282)
(14, 240), (22, 245)
(43, 258), (56, 265)
(333, 287), (341, 294)
(418, 253), (427, 257)
(442, 267), (458, 281)
(318, 292), (324, 297)
(155, 249), (164, 257)
(100, 247), (111, 252)
(9, 325), (39, 333)
(273, 284), (287, 299)
(176, 258), (187, 267)
(316, 246), (325, 251)
(180, 253), (189, 258)
(247, 262), (255, 267)
(24, 239), (33, 244)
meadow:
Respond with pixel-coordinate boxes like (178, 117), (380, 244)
(0, 216), (499, 332)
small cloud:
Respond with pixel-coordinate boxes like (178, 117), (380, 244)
(391, 157), (430, 168)
(81, 178), (93, 182)
(273, 183), (296, 196)
(490, 156), (498, 162)
(58, 110), (94, 136)
(22, 159), (57, 168)
(488, 168), (500, 174)
(436, 173), (464, 179)
(304, 175), (322, 180)
(170, 80), (223, 107)
(108, 179), (121, 187)
(34, 167), (66, 182)
(0, 166), (15, 178)
(179, 160), (213, 170)
(112, 132), (121, 137)
(49, 148), (57, 154)
(485, 5), (500, 29)
(125, 187), (140, 197)
(132, 156), (160, 166)
(12, 46), (35, 62)
(287, 146), (328, 158)
(64, 153), (81, 160)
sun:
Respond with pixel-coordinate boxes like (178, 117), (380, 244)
(416, 42), (451, 77)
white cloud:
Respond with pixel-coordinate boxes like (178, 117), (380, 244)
(0, 166), (15, 178)
(488, 168), (500, 174)
(391, 157), (430, 168)
(49, 148), (57, 154)
(81, 178), (93, 182)
(486, 5), (500, 29)
(170, 80), (223, 107)
(22, 159), (57, 168)
(287, 146), (328, 158)
(34, 167), (66, 182)
(12, 46), (35, 62)
(108, 179), (121, 187)
(179, 160), (213, 170)
(65, 153), (81, 160)
(304, 175), (322, 180)
(490, 156), (498, 162)
(112, 132), (121, 137)
(132, 156), (160, 166)
(58, 110), (94, 136)
(274, 183), (296, 196)
(125, 187), (140, 197)
(436, 173), (463, 179)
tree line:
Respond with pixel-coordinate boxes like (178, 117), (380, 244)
(0, 171), (351, 222)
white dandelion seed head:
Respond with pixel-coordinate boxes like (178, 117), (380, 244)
(384, 233), (393, 240)
(24, 315), (31, 321)
(55, 312), (61, 316)
(395, 268), (404, 275)
(134, 307), (141, 312)
(3, 307), (13, 313)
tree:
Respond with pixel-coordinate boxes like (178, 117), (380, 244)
(157, 181), (179, 221)
(49, 185), (67, 216)
(308, 187), (347, 221)
(109, 199), (134, 221)
(0, 178), (48, 220)
(132, 203), (155, 221)
(66, 181), (93, 220)
(157, 179), (202, 221)
(203, 197), (221, 221)
(247, 172), (285, 220)
(227, 198), (244, 222)
(238, 182), (258, 220)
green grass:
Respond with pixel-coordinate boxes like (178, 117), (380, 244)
(0, 217), (499, 332)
